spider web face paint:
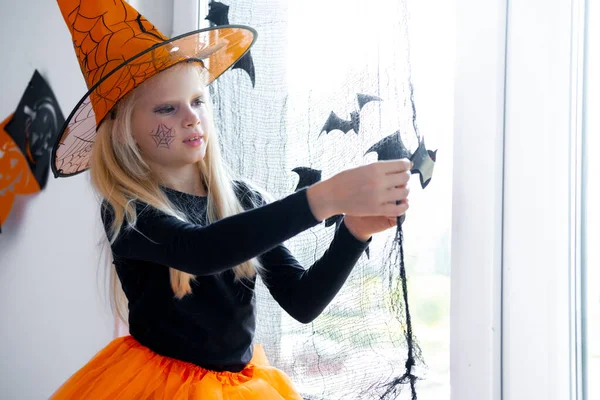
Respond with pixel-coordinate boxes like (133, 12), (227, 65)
(151, 124), (175, 149)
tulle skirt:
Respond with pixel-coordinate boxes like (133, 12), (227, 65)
(51, 335), (303, 399)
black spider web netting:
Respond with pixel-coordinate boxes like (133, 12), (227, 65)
(205, 0), (436, 399)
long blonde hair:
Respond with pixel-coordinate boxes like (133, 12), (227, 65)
(90, 63), (262, 321)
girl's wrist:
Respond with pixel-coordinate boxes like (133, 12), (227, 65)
(343, 216), (372, 242)
(306, 181), (337, 222)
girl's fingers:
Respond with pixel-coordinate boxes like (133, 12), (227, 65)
(377, 159), (412, 175)
(383, 170), (411, 189)
(381, 199), (409, 216)
(381, 187), (409, 204)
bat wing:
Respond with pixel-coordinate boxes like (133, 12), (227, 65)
(204, 2), (254, 86)
(292, 167), (345, 229)
(350, 111), (360, 134)
(365, 130), (411, 161)
(410, 138), (436, 189)
(428, 149), (438, 162)
(292, 167), (322, 191)
(357, 93), (382, 111)
(320, 111), (354, 135)
(325, 214), (344, 229)
(232, 52), (256, 87)
(205, 1), (230, 25)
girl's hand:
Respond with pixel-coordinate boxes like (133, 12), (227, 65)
(343, 213), (407, 242)
(306, 159), (411, 222)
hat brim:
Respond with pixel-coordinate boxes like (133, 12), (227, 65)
(51, 25), (257, 178)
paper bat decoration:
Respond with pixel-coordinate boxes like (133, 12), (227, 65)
(320, 93), (381, 136)
(205, 1), (229, 25)
(205, 1), (256, 87)
(357, 93), (381, 110)
(410, 138), (437, 189)
(365, 130), (437, 189)
(5, 70), (65, 190)
(292, 166), (370, 257)
(292, 167), (341, 227)
(292, 166), (321, 191)
(0, 114), (41, 234)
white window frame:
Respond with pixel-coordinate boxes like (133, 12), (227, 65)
(452, 0), (506, 398)
(173, 0), (586, 399)
(455, 0), (585, 399)
(500, 0), (584, 399)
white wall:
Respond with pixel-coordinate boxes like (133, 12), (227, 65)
(129, 0), (174, 36)
(0, 1), (171, 399)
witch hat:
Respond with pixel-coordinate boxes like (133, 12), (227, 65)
(51, 0), (257, 178)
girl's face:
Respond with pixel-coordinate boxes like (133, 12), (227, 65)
(131, 65), (210, 170)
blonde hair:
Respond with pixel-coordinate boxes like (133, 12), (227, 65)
(90, 63), (262, 322)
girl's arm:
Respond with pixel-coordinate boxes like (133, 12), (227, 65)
(259, 218), (370, 323)
(102, 188), (321, 276)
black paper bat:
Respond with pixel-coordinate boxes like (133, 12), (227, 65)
(292, 166), (321, 191)
(292, 167), (340, 227)
(5, 70), (65, 190)
(410, 138), (437, 189)
(365, 131), (436, 189)
(205, 1), (229, 25)
(205, 1), (256, 87)
(320, 93), (381, 136)
(365, 130), (410, 161)
(357, 93), (382, 110)
(292, 166), (370, 257)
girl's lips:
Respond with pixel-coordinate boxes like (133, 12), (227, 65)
(183, 132), (204, 147)
(183, 136), (203, 147)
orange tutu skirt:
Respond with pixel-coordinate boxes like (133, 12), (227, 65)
(51, 336), (303, 400)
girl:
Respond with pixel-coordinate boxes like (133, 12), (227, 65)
(50, 1), (411, 398)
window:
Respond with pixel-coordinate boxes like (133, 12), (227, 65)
(583, 0), (599, 397)
(192, 0), (455, 397)
(280, 0), (454, 397)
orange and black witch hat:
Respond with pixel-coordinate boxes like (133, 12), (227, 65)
(51, 0), (257, 178)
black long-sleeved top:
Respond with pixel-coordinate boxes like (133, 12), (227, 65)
(101, 182), (370, 372)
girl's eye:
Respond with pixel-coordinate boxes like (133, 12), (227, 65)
(154, 105), (175, 114)
(192, 97), (205, 107)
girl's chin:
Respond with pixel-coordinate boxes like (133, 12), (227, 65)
(183, 150), (207, 164)
(150, 147), (207, 168)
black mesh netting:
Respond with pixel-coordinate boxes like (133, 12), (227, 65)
(207, 0), (429, 398)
